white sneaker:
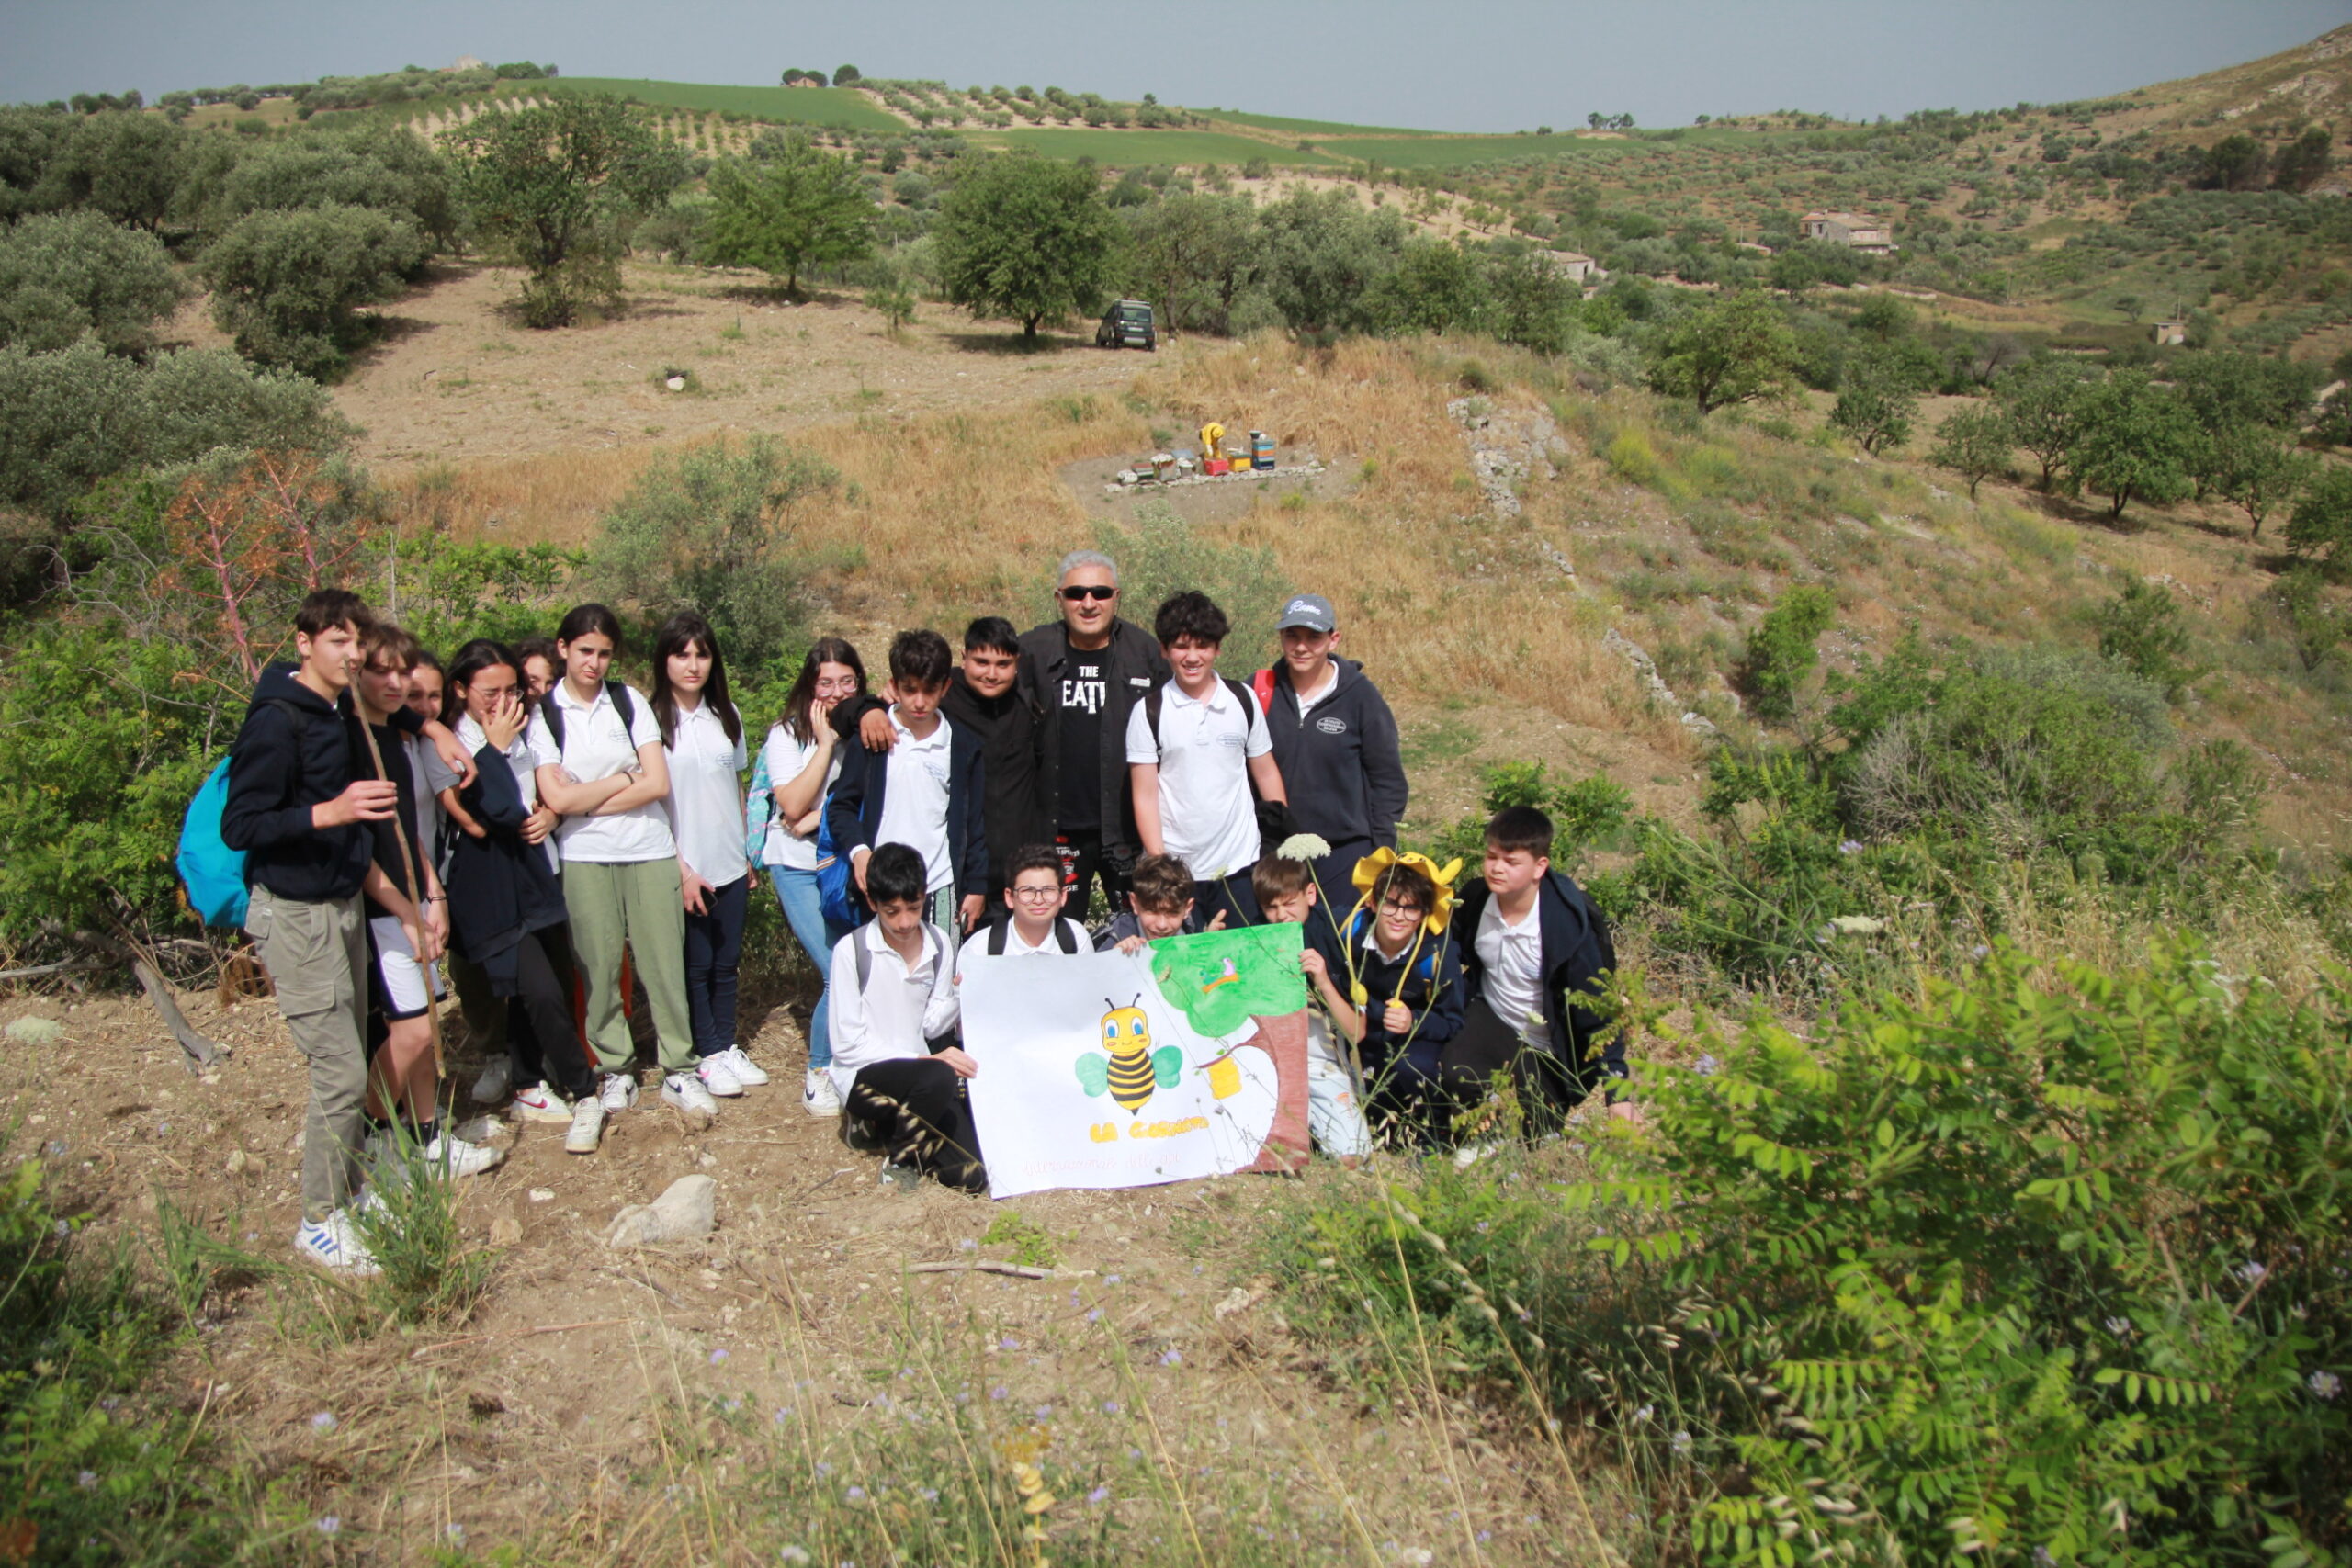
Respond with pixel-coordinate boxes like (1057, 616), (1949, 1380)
(511, 1082), (571, 1123)
(598, 1073), (638, 1113)
(471, 1058), (511, 1104)
(662, 1072), (719, 1119)
(803, 1069), (842, 1118)
(295, 1211), (380, 1276)
(715, 1045), (770, 1087)
(565, 1097), (606, 1155)
(424, 1133), (504, 1178)
(696, 1054), (744, 1098)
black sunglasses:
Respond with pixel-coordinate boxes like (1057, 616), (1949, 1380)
(1059, 585), (1116, 602)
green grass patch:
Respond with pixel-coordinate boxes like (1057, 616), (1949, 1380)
(1204, 109), (1430, 137)
(1314, 133), (1638, 168)
(978, 127), (1341, 167)
(549, 78), (901, 131)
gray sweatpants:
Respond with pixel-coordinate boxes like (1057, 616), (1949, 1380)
(245, 886), (370, 1221)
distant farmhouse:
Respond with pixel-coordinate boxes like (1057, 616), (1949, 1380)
(1545, 250), (1599, 283)
(1801, 210), (1895, 254)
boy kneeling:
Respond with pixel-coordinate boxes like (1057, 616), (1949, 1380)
(1252, 852), (1372, 1164)
(1092, 852), (1220, 953)
(828, 843), (986, 1192)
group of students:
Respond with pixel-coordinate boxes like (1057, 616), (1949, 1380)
(221, 549), (1626, 1273)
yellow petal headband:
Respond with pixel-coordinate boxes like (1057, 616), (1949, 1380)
(1350, 848), (1463, 937)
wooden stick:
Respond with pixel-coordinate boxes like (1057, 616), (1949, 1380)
(355, 717), (443, 1077)
(907, 1260), (1101, 1281)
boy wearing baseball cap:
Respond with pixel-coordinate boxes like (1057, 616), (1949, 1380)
(1253, 593), (1408, 908)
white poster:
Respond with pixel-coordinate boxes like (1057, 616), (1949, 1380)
(961, 946), (1283, 1198)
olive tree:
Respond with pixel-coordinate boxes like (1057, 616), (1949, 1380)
(201, 204), (428, 378)
(702, 134), (876, 294)
(0, 209), (187, 354)
(935, 152), (1122, 341)
(1652, 288), (1799, 414)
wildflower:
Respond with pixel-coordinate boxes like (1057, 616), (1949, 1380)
(989, 1386), (1009, 1401)
(1101, 1399), (1120, 1415)
(310, 1412), (336, 1432)
(1089, 1485), (1112, 1505)
(1634, 1404), (1653, 1423)
(1128, 1447), (1145, 1461)
(1278, 833), (1333, 863)
(724, 1398), (741, 1414)
(1035, 1404), (1054, 1420)
(1671, 1430), (1693, 1453)
(846, 1486), (866, 1502)
(1159, 1348), (1182, 1366)
(2311, 1371), (2344, 1401)
(1106, 1274), (1122, 1284)
(1970, 944), (1991, 960)
(1475, 1221), (1489, 1234)
(999, 1337), (1020, 1350)
(2238, 1260), (2268, 1284)
(1694, 1055), (1719, 1077)
(709, 1348), (729, 1364)
(1838, 840), (1863, 855)
(774, 1407), (794, 1424)
(52, 1221), (69, 1237)
(2033, 1550), (2056, 1567)
(316, 1517), (341, 1537)
(816, 1461), (833, 1477)
(1086, 1308), (1102, 1323)
(2104, 1316), (2132, 1337)
(920, 1488), (939, 1503)
(957, 1237), (978, 1251)
(779, 1550), (813, 1565)
(76, 1471), (96, 1490)
(446, 1525), (466, 1545)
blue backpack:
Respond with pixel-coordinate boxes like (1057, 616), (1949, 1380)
(176, 698), (298, 929)
(814, 800), (859, 929)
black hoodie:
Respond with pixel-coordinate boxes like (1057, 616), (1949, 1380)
(221, 662), (428, 904)
(1260, 657), (1408, 853)
(1453, 870), (1625, 1104)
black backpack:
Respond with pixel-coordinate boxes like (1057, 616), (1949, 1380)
(984, 915), (1080, 956)
(538, 681), (639, 756)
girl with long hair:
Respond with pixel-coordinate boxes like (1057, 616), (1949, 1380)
(650, 612), (767, 1099)
(528, 604), (712, 1123)
(755, 636), (866, 1116)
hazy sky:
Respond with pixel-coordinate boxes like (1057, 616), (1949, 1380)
(5, 0), (2347, 130)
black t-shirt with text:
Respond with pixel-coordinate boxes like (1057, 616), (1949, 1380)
(1056, 635), (1108, 832)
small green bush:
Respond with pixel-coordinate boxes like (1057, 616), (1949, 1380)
(1419, 761), (1632, 874)
(2097, 572), (2201, 701)
(1733, 581), (1834, 722)
(1603, 428), (1661, 487)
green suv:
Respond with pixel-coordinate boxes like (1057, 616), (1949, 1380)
(1096, 299), (1157, 351)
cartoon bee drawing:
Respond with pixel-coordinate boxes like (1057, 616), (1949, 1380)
(1077, 996), (1183, 1114)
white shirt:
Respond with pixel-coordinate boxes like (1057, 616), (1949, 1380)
(427, 713), (559, 873)
(956, 917), (1088, 976)
(1476, 894), (1546, 1043)
(1292, 664), (1339, 720)
(664, 699), (749, 887)
(527, 682), (674, 864)
(1125, 678), (1272, 882)
(827, 920), (959, 1099)
(758, 723), (840, 870)
(873, 707), (955, 893)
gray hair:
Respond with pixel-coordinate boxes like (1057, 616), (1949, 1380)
(1056, 549), (1118, 587)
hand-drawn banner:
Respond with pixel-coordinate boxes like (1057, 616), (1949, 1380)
(961, 927), (1307, 1198)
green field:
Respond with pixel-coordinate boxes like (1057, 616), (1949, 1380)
(1314, 133), (1637, 168)
(982, 127), (1343, 166)
(548, 78), (902, 130)
(1204, 109), (1430, 137)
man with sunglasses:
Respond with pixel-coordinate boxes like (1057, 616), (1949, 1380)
(1017, 551), (1170, 921)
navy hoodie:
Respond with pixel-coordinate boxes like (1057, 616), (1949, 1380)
(1453, 871), (1625, 1102)
(221, 663), (429, 904)
(1260, 658), (1408, 852)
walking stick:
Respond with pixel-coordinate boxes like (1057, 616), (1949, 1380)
(357, 719), (445, 1079)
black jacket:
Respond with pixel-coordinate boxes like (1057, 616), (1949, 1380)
(1453, 871), (1625, 1102)
(825, 710), (989, 899)
(222, 663), (420, 904)
(1016, 617), (1169, 872)
(944, 673), (1049, 891)
(1260, 658), (1408, 852)
(442, 741), (569, 995)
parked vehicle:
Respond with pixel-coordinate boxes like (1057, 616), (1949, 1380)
(1096, 299), (1157, 351)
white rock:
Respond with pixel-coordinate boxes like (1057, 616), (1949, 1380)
(225, 1148), (248, 1175)
(6, 1017), (63, 1045)
(528, 1189), (555, 1202)
(665, 375), (687, 391)
(603, 1175), (717, 1248)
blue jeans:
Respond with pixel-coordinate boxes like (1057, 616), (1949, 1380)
(771, 863), (847, 1069)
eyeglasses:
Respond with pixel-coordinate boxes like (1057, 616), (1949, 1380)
(1011, 885), (1063, 903)
(1059, 585), (1116, 602)
(1377, 897), (1428, 917)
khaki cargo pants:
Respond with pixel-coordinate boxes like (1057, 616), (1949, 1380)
(245, 886), (369, 1221)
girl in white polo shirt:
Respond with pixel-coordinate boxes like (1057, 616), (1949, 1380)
(529, 604), (713, 1122)
(651, 613), (770, 1100)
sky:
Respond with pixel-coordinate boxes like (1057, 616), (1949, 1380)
(4, 0), (2347, 130)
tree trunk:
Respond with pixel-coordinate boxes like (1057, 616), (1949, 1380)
(75, 930), (227, 1075)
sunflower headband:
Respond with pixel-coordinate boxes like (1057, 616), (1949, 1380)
(1350, 848), (1463, 937)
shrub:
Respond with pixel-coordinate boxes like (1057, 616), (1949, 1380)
(1419, 761), (1633, 874)
(200, 203), (428, 377)
(0, 209), (188, 355)
(2097, 572), (2200, 701)
(589, 434), (838, 675)
(1602, 428), (1661, 487)
(2288, 464), (2352, 580)
(1556, 942), (2352, 1566)
(1826, 346), (1921, 453)
(1732, 581), (1833, 722)
(2272, 566), (2346, 673)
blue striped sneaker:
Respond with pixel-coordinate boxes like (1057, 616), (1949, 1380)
(294, 1210), (380, 1276)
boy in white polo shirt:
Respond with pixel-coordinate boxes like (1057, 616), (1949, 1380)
(957, 843), (1089, 973)
(1126, 591), (1288, 928)
(828, 843), (984, 1192)
(828, 629), (989, 942)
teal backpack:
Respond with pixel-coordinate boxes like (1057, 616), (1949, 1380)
(176, 698), (297, 929)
